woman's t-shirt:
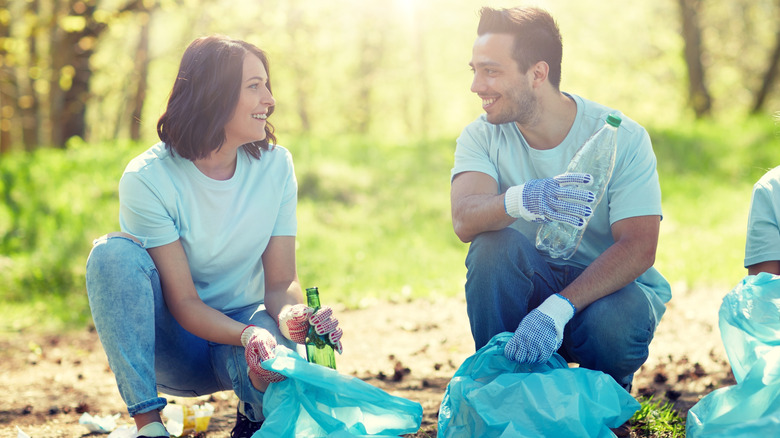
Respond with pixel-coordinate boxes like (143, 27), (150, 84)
(119, 142), (297, 311)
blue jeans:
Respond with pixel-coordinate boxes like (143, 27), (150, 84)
(464, 228), (656, 389)
(85, 233), (297, 422)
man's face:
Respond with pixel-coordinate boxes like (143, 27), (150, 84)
(469, 33), (537, 126)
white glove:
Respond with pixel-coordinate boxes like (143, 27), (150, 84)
(504, 294), (576, 364)
(505, 173), (595, 227)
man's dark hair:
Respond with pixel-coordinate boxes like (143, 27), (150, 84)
(477, 7), (563, 89)
(157, 35), (276, 160)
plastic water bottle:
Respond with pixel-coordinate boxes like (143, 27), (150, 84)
(305, 287), (337, 369)
(535, 114), (622, 259)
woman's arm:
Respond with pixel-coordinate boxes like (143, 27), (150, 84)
(261, 235), (305, 321)
(147, 240), (246, 345)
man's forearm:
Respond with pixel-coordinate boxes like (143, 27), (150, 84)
(560, 232), (656, 311)
(452, 193), (515, 242)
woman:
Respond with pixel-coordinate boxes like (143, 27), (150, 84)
(85, 35), (343, 438)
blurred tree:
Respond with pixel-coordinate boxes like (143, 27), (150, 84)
(128, 12), (149, 140)
(0, 4), (13, 154)
(678, 0), (711, 118)
(0, 0), (154, 152)
(349, 4), (386, 135)
(751, 0), (780, 113)
(285, 0), (314, 134)
(678, 0), (780, 117)
(50, 0), (155, 147)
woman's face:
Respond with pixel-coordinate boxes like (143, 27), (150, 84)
(223, 53), (275, 149)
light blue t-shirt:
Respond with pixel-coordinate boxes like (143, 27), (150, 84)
(119, 142), (298, 312)
(745, 166), (780, 268)
(452, 93), (671, 322)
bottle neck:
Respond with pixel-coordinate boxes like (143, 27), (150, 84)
(306, 288), (321, 309)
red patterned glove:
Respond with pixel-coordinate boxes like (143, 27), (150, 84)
(241, 325), (285, 383)
(278, 304), (344, 354)
(278, 304), (314, 343)
(309, 306), (344, 354)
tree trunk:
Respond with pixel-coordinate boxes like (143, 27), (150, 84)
(678, 0), (712, 118)
(48, 0), (147, 148)
(58, 41), (92, 147)
(130, 16), (150, 141)
(0, 8), (13, 154)
(286, 0), (312, 133)
(751, 2), (780, 114)
(21, 0), (40, 150)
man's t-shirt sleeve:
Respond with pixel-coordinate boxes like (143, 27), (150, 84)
(452, 119), (499, 183)
(745, 176), (780, 267)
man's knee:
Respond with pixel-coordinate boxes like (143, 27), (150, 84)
(466, 228), (529, 268)
(574, 289), (655, 375)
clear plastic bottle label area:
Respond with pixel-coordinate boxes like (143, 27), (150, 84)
(536, 114), (621, 259)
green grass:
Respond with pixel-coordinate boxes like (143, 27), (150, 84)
(292, 135), (466, 306)
(650, 115), (778, 290)
(1, 116), (776, 332)
(631, 397), (687, 437)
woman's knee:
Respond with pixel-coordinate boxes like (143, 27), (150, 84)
(86, 232), (155, 296)
(88, 232), (147, 268)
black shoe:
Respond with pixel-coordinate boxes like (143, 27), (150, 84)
(230, 406), (263, 438)
(610, 421), (632, 437)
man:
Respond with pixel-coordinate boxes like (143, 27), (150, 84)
(450, 5), (671, 405)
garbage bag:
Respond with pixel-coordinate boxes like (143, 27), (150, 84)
(437, 332), (640, 438)
(718, 272), (780, 383)
(252, 344), (423, 438)
(686, 273), (780, 437)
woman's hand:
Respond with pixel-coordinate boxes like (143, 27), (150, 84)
(278, 304), (344, 353)
(241, 326), (286, 383)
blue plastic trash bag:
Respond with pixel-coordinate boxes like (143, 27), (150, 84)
(252, 344), (423, 437)
(718, 272), (780, 383)
(686, 273), (780, 437)
(437, 332), (640, 438)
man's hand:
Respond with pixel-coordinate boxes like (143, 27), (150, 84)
(278, 304), (344, 354)
(504, 173), (595, 227)
(504, 294), (576, 364)
(241, 326), (285, 383)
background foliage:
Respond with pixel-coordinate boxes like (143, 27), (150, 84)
(1, 0), (779, 334)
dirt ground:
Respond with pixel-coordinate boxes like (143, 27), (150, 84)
(1, 283), (737, 437)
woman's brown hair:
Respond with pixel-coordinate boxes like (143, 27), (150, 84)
(157, 35), (276, 160)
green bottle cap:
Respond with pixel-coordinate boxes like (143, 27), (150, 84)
(606, 114), (622, 127)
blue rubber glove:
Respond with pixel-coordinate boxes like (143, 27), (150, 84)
(504, 293), (576, 364)
(504, 173), (595, 228)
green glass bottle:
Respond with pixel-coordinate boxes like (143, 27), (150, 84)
(305, 287), (337, 369)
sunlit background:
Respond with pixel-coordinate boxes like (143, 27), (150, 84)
(3, 0), (777, 150)
(1, 0), (779, 330)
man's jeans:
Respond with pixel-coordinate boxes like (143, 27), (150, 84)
(85, 233), (295, 422)
(464, 228), (656, 389)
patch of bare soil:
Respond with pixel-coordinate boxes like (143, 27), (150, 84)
(0, 286), (735, 437)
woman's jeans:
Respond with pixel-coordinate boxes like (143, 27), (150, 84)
(85, 233), (295, 422)
(464, 228), (656, 389)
